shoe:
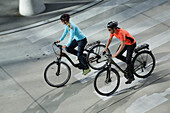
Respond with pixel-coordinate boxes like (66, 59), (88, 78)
(76, 56), (78, 61)
(125, 77), (135, 84)
(82, 68), (91, 75)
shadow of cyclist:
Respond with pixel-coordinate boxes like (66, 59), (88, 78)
(23, 76), (93, 113)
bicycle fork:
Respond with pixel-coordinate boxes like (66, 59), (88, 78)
(56, 60), (61, 76)
(105, 64), (112, 84)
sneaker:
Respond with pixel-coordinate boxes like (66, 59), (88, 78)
(82, 68), (91, 75)
(76, 56), (78, 61)
(125, 77), (135, 84)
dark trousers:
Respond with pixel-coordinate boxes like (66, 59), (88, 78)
(116, 43), (136, 78)
(66, 38), (89, 70)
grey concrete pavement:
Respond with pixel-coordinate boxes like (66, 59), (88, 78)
(0, 0), (101, 35)
(0, 0), (170, 113)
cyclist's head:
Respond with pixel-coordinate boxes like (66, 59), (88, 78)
(107, 21), (118, 33)
(60, 14), (70, 24)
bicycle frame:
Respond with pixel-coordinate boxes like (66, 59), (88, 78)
(110, 59), (126, 74)
(105, 43), (151, 75)
(105, 53), (147, 75)
(54, 42), (101, 69)
(54, 44), (81, 68)
(105, 55), (126, 74)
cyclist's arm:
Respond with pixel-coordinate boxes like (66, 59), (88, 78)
(66, 27), (75, 47)
(104, 36), (113, 51)
(114, 40), (125, 56)
(59, 27), (68, 42)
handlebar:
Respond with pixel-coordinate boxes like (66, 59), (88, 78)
(103, 51), (112, 57)
(53, 42), (62, 49)
(52, 42), (63, 57)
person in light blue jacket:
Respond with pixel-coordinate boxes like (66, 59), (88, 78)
(56, 14), (91, 75)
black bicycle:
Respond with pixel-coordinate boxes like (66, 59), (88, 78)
(94, 43), (156, 96)
(44, 41), (110, 87)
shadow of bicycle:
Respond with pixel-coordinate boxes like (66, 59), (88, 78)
(23, 74), (93, 113)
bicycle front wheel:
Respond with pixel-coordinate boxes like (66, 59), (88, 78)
(94, 68), (120, 96)
(87, 44), (110, 70)
(44, 61), (71, 87)
(133, 50), (155, 78)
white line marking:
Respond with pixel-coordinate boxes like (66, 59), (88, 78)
(141, 29), (170, 50)
(74, 70), (99, 83)
(26, 24), (62, 43)
(93, 77), (146, 101)
(73, 0), (130, 24)
(126, 87), (170, 113)
(127, 9), (170, 35)
(0, 0), (102, 36)
(157, 53), (170, 63)
(41, 44), (55, 55)
(83, 0), (168, 37)
(26, 0), (129, 43)
(41, 0), (169, 55)
(107, 9), (170, 48)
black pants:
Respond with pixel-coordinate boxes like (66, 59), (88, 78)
(116, 43), (136, 78)
(66, 38), (89, 70)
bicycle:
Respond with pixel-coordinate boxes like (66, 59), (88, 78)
(44, 40), (110, 87)
(94, 43), (156, 96)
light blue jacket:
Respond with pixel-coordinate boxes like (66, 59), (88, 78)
(60, 21), (86, 47)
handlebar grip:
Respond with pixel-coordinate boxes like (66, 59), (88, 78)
(54, 42), (57, 45)
(103, 51), (106, 55)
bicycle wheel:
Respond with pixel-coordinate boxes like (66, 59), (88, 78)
(87, 44), (110, 70)
(44, 61), (71, 87)
(133, 50), (155, 78)
(94, 68), (120, 96)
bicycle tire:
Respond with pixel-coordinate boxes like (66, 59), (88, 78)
(87, 44), (110, 70)
(132, 50), (155, 78)
(94, 68), (120, 96)
(44, 61), (71, 87)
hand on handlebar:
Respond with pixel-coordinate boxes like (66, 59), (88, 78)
(56, 40), (60, 43)
(54, 40), (60, 45)
(112, 54), (117, 58)
(62, 45), (67, 48)
(103, 51), (106, 55)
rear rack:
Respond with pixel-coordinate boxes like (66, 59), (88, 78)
(87, 40), (100, 47)
(134, 43), (149, 53)
(85, 40), (101, 49)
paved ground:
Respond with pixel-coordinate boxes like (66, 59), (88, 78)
(0, 0), (170, 113)
(0, 0), (99, 34)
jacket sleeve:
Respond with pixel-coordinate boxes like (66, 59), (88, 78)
(60, 27), (68, 41)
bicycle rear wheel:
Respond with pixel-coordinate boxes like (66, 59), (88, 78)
(44, 61), (71, 87)
(94, 68), (120, 96)
(87, 44), (110, 70)
(133, 50), (155, 78)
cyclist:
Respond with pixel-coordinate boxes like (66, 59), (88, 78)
(104, 21), (136, 84)
(56, 14), (91, 75)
